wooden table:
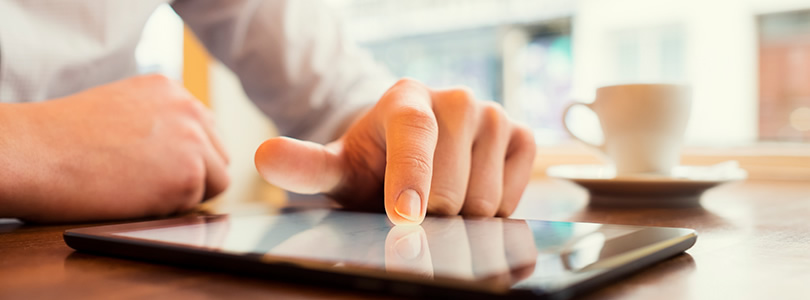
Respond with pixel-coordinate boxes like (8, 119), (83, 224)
(2, 178), (809, 299)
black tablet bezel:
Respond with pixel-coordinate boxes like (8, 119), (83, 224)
(63, 213), (696, 299)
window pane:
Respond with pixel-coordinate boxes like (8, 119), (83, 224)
(364, 28), (502, 103)
(759, 9), (810, 142)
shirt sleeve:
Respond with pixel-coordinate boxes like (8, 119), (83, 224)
(171, 0), (396, 143)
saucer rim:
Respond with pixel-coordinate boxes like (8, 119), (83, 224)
(546, 164), (748, 184)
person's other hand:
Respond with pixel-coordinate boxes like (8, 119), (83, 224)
(255, 79), (535, 225)
(1, 75), (229, 222)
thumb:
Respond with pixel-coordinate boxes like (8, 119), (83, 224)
(254, 137), (343, 194)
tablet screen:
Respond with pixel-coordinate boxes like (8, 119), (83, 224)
(104, 209), (694, 294)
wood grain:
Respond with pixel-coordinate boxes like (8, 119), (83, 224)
(2, 178), (809, 299)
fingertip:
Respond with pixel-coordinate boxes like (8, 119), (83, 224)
(386, 189), (426, 226)
(387, 214), (424, 226)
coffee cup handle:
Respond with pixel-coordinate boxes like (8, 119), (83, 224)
(562, 102), (606, 152)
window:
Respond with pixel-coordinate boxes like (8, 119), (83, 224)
(364, 28), (503, 103)
(135, 4), (183, 80)
(505, 20), (574, 145)
(759, 9), (810, 142)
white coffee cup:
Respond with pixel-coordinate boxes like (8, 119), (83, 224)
(562, 84), (691, 175)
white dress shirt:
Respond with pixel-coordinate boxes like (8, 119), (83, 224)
(0, 0), (395, 142)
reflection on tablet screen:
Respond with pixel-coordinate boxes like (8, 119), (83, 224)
(113, 210), (687, 292)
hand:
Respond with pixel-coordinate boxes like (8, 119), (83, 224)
(255, 79), (536, 225)
(0, 75), (230, 222)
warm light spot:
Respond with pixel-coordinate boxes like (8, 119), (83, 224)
(790, 107), (810, 131)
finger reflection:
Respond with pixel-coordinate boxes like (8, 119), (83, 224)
(560, 231), (606, 271)
(464, 218), (509, 281)
(384, 225), (433, 278)
(501, 219), (539, 284)
(421, 216), (474, 279)
(155, 210), (543, 289)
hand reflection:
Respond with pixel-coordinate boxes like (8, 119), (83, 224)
(266, 211), (538, 286)
(418, 216), (538, 286)
(385, 225), (434, 278)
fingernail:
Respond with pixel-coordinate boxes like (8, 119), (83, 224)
(395, 189), (421, 222)
(394, 232), (423, 260)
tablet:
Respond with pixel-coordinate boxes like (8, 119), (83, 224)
(64, 209), (696, 299)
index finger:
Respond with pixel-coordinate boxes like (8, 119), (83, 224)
(380, 79), (438, 225)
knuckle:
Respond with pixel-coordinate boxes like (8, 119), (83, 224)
(481, 101), (506, 117)
(437, 89), (477, 121)
(389, 106), (439, 135)
(195, 102), (215, 124)
(512, 124), (537, 152)
(386, 107), (438, 175)
(497, 203), (518, 218)
(462, 196), (499, 217)
(389, 151), (433, 176)
(446, 87), (476, 102)
(393, 78), (422, 89)
(140, 73), (174, 87)
(128, 74), (174, 95)
(179, 97), (211, 123)
(482, 102), (507, 124)
(380, 79), (429, 109)
(206, 173), (231, 199)
(167, 158), (206, 203)
(428, 191), (464, 215)
(479, 102), (509, 137)
(142, 74), (197, 101)
(177, 121), (207, 145)
(177, 194), (203, 213)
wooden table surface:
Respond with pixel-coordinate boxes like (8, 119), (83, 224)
(2, 178), (809, 300)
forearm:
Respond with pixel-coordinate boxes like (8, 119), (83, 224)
(174, 0), (395, 143)
(0, 102), (47, 219)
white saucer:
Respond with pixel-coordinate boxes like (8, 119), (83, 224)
(546, 162), (748, 207)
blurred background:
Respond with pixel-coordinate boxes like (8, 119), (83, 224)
(138, 0), (810, 145)
(135, 0), (810, 203)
